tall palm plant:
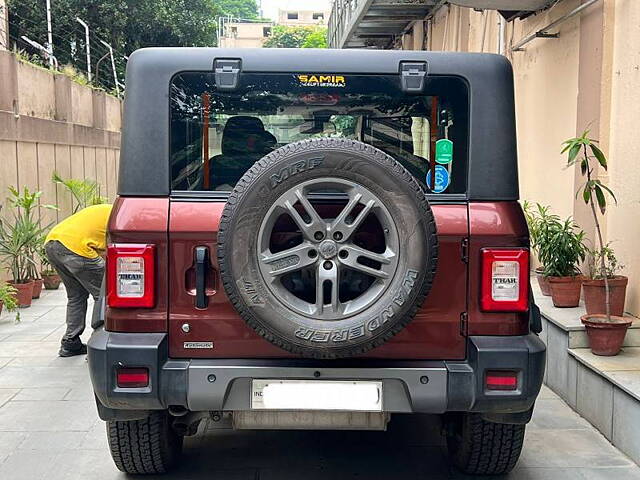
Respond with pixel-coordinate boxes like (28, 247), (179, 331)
(52, 172), (107, 213)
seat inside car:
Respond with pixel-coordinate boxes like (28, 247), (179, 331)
(208, 116), (276, 190)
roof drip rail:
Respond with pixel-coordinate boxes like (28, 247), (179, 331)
(511, 0), (600, 52)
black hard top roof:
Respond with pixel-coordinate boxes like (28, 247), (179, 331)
(118, 48), (518, 201)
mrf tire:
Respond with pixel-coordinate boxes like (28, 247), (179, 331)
(107, 411), (183, 474)
(217, 138), (438, 359)
(447, 413), (526, 475)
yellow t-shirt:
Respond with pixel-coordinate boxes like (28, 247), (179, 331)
(45, 204), (113, 258)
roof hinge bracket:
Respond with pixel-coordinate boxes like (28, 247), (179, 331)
(214, 58), (242, 91)
(399, 61), (428, 94)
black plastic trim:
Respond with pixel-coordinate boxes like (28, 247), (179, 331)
(88, 329), (545, 421)
(119, 48), (518, 201)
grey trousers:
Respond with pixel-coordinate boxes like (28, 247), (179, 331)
(45, 241), (104, 348)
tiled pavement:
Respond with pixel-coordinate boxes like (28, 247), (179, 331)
(1, 287), (640, 479)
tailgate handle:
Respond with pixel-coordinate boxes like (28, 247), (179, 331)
(195, 246), (210, 309)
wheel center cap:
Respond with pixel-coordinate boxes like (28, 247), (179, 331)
(318, 239), (338, 259)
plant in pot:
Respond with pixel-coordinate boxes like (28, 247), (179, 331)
(584, 244), (627, 316)
(524, 201), (558, 296)
(537, 216), (586, 308)
(0, 282), (20, 322)
(0, 187), (55, 308)
(40, 243), (61, 290)
(8, 187), (56, 299)
(563, 130), (632, 355)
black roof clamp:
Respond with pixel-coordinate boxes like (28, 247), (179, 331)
(400, 61), (428, 94)
(214, 58), (241, 91)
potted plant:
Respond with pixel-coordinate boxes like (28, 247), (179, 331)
(583, 244), (627, 316)
(562, 130), (632, 355)
(0, 282), (19, 317)
(537, 216), (586, 308)
(40, 243), (61, 290)
(0, 187), (56, 307)
(524, 202), (558, 296)
(0, 282), (20, 322)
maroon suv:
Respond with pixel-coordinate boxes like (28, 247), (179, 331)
(88, 48), (545, 476)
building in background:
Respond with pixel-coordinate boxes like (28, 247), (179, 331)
(218, 6), (329, 48)
(277, 8), (329, 26)
(218, 20), (274, 48)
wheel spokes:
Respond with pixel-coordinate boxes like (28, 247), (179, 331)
(260, 242), (317, 278)
(315, 261), (339, 315)
(338, 244), (395, 279)
(281, 189), (326, 242)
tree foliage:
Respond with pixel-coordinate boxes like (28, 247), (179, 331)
(216, 0), (260, 20)
(264, 25), (327, 49)
(7, 0), (220, 87)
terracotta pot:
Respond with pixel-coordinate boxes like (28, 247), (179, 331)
(548, 275), (582, 308)
(582, 276), (628, 317)
(31, 278), (44, 299)
(42, 272), (62, 290)
(7, 280), (35, 308)
(581, 314), (633, 356)
(535, 267), (551, 296)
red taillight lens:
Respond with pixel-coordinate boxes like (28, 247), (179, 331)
(116, 367), (149, 388)
(486, 370), (518, 391)
(107, 244), (155, 308)
(480, 248), (529, 312)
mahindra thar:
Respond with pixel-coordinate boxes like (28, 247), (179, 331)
(88, 48), (545, 475)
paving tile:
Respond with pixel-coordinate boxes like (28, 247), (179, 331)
(519, 429), (633, 468)
(12, 387), (70, 401)
(529, 398), (591, 431)
(510, 466), (640, 479)
(0, 431), (27, 464)
(576, 365), (614, 439)
(537, 385), (560, 400)
(0, 366), (86, 389)
(0, 400), (96, 432)
(48, 450), (124, 480)
(17, 431), (85, 451)
(613, 387), (640, 465)
(0, 357), (13, 369)
(0, 388), (19, 408)
(0, 451), (58, 480)
(0, 342), (61, 357)
(571, 347), (640, 373)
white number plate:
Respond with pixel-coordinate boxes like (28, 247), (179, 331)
(251, 379), (383, 411)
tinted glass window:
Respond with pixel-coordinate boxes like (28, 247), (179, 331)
(170, 73), (468, 194)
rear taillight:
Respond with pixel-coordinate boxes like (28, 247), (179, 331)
(485, 370), (518, 391)
(107, 244), (155, 308)
(116, 367), (149, 388)
(480, 248), (529, 312)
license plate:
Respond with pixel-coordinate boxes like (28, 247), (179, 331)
(251, 379), (383, 411)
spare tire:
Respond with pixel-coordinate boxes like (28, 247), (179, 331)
(218, 138), (438, 359)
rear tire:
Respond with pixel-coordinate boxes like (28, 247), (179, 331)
(446, 413), (525, 475)
(107, 411), (183, 474)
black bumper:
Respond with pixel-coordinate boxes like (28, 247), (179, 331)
(88, 329), (545, 423)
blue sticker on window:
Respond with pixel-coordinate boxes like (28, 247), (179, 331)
(426, 165), (450, 194)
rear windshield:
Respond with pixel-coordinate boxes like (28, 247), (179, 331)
(170, 73), (468, 194)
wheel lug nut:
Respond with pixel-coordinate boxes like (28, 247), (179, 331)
(333, 232), (343, 241)
(314, 231), (324, 241)
(308, 249), (317, 258)
(323, 261), (333, 270)
(339, 250), (348, 259)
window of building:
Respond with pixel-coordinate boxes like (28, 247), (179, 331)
(313, 12), (324, 20)
(287, 12), (299, 20)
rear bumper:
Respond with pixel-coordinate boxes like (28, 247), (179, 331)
(88, 329), (545, 421)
